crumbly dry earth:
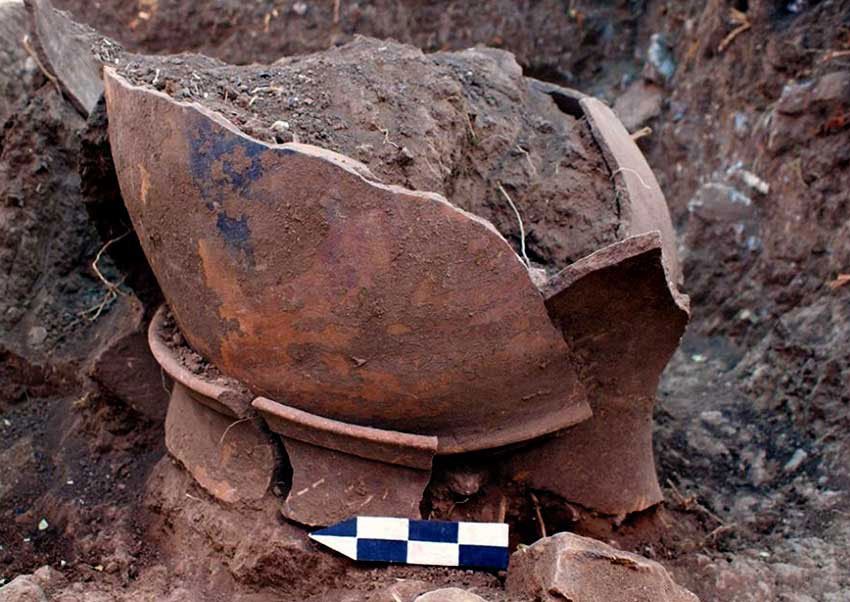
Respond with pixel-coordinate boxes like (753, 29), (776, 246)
(2, 0), (850, 600)
(116, 37), (620, 273)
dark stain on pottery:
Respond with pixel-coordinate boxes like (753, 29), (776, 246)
(216, 211), (253, 256)
(188, 116), (265, 199)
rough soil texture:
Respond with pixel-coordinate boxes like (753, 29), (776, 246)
(117, 37), (619, 272)
(52, 0), (645, 94)
(0, 0), (34, 126)
(2, 0), (850, 600)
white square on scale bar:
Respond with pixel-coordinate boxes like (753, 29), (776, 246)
(406, 541), (460, 566)
(457, 522), (509, 547)
(357, 517), (409, 541)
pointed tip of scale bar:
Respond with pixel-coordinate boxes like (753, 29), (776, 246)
(309, 533), (359, 561)
(309, 517), (358, 560)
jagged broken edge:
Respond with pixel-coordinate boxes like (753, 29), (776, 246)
(101, 67), (536, 279)
(25, 0), (105, 116)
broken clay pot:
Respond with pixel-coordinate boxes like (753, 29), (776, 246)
(104, 45), (688, 523)
(507, 232), (689, 515)
(151, 305), (438, 525)
(104, 68), (591, 453)
(254, 395), (438, 526)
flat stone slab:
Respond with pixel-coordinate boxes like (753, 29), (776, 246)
(507, 532), (699, 602)
(0, 0), (32, 125)
(25, 0), (106, 116)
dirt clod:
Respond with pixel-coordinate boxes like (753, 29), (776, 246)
(116, 37), (621, 273)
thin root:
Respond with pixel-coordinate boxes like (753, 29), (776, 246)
(92, 231), (131, 294)
(611, 166), (653, 190)
(497, 495), (508, 523)
(79, 231), (132, 322)
(21, 35), (62, 97)
(516, 145), (537, 176)
(631, 126), (653, 141)
(718, 9), (751, 53)
(530, 491), (547, 539)
(219, 417), (252, 445)
(667, 479), (725, 526)
(822, 49), (850, 62)
(78, 288), (120, 322)
(828, 274), (850, 290)
(464, 112), (478, 142)
(379, 127), (400, 149)
(497, 183), (531, 267)
(703, 523), (737, 544)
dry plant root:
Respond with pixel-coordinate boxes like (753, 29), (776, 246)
(529, 492), (547, 539)
(822, 49), (850, 62)
(828, 274), (850, 290)
(631, 126), (653, 141)
(718, 8), (751, 53)
(497, 182), (531, 267)
(79, 231), (131, 321)
(21, 35), (63, 96)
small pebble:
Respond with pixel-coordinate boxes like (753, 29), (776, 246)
(784, 449), (809, 474)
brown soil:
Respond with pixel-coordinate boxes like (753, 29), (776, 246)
(158, 307), (225, 382)
(52, 0), (643, 94)
(0, 1), (32, 125)
(117, 37), (620, 272)
(2, 0), (850, 600)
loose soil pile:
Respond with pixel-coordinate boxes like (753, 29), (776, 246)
(117, 37), (619, 272)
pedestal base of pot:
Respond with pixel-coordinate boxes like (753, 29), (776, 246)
(165, 381), (275, 505)
(254, 397), (438, 527)
(150, 306), (276, 505)
(280, 439), (433, 526)
(505, 397), (660, 516)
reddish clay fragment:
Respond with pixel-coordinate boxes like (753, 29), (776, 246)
(253, 396), (438, 470)
(148, 306), (253, 418)
(280, 439), (432, 527)
(166, 382), (275, 505)
(255, 395), (437, 526)
(104, 68), (590, 451)
(148, 306), (275, 504)
(581, 97), (682, 284)
(507, 233), (689, 515)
